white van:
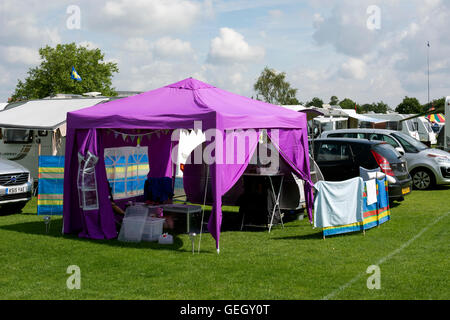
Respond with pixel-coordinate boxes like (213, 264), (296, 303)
(367, 113), (421, 141)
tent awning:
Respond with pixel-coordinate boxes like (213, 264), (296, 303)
(0, 98), (108, 131)
(314, 116), (348, 123)
(280, 105), (324, 121)
(340, 109), (388, 123)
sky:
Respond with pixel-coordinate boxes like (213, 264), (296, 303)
(0, 0), (449, 108)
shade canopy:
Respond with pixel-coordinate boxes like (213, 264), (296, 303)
(63, 78), (313, 251)
(426, 113), (445, 123)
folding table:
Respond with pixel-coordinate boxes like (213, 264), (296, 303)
(159, 203), (202, 233)
(241, 173), (285, 232)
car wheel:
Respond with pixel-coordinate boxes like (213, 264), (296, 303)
(412, 169), (435, 190)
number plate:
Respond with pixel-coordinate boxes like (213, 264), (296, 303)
(6, 186), (27, 194)
(402, 187), (410, 195)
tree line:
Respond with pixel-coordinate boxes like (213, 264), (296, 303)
(7, 47), (445, 116)
(254, 67), (445, 114)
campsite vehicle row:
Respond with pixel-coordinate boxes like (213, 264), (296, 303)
(320, 129), (450, 190)
(0, 91), (447, 228)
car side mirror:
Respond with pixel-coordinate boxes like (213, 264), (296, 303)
(395, 147), (405, 156)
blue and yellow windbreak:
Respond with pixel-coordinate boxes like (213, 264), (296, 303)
(37, 156), (65, 215)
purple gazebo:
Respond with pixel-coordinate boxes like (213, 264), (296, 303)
(62, 78), (313, 252)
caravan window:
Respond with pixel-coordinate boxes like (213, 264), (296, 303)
(3, 129), (33, 144)
(424, 121), (433, 133)
(386, 121), (401, 131)
(406, 120), (417, 132)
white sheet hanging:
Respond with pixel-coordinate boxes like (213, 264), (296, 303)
(313, 177), (364, 228)
(366, 179), (377, 205)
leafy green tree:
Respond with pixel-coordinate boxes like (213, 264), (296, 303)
(361, 101), (389, 113)
(329, 96), (339, 106)
(360, 103), (373, 113)
(339, 98), (363, 113)
(10, 43), (119, 101)
(372, 101), (389, 113)
(306, 97), (324, 108)
(254, 67), (299, 105)
(395, 96), (423, 114)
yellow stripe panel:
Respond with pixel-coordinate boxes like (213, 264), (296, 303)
(378, 210), (390, 219)
(323, 221), (362, 231)
(39, 167), (64, 173)
(363, 215), (378, 225)
(38, 199), (63, 206)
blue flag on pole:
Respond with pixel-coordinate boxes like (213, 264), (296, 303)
(71, 66), (82, 81)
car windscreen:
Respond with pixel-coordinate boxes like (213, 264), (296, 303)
(372, 143), (402, 163)
(391, 132), (428, 153)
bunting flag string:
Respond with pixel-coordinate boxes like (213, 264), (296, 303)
(107, 128), (170, 142)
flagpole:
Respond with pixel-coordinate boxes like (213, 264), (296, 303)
(427, 41), (430, 106)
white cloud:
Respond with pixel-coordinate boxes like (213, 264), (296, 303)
(268, 9), (283, 19)
(309, 0), (450, 105)
(152, 37), (194, 59)
(207, 28), (265, 64)
(95, 0), (208, 35)
(124, 38), (152, 53)
(0, 1), (61, 46)
(1, 46), (41, 65)
(339, 58), (367, 80)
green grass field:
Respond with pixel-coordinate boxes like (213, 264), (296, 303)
(0, 186), (449, 300)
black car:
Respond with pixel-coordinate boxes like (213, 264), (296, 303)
(312, 138), (412, 201)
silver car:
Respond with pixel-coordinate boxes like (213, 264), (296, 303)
(0, 158), (33, 213)
(320, 128), (450, 190)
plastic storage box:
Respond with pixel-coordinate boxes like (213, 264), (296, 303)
(119, 216), (147, 242)
(124, 204), (149, 218)
(141, 217), (165, 242)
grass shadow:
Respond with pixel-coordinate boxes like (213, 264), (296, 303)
(0, 217), (189, 252)
(270, 231), (324, 241)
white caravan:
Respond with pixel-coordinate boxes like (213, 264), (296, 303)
(408, 115), (437, 145)
(367, 113), (421, 140)
(0, 97), (109, 180)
